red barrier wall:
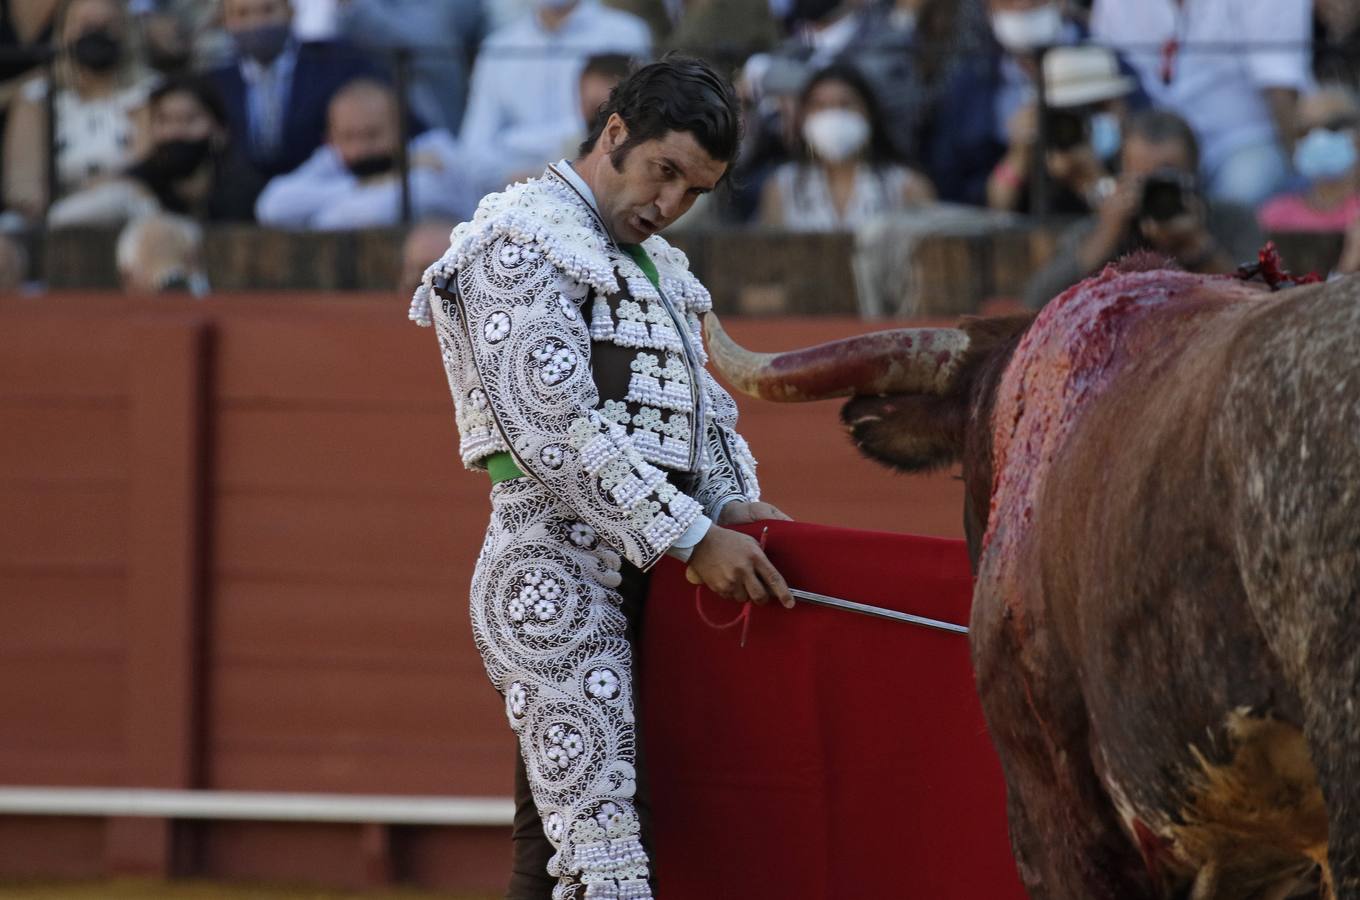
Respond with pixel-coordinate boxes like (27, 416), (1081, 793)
(0, 293), (966, 892)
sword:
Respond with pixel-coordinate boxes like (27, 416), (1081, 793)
(788, 587), (969, 636)
(687, 568), (969, 635)
(684, 525), (969, 636)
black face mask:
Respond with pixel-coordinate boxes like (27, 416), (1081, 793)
(346, 153), (396, 178)
(150, 137), (214, 179)
(70, 31), (123, 72)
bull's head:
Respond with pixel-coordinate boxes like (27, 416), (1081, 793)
(705, 314), (1034, 563)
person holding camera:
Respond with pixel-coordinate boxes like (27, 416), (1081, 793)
(1024, 108), (1264, 308)
(987, 44), (1143, 215)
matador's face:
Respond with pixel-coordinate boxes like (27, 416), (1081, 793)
(591, 114), (727, 244)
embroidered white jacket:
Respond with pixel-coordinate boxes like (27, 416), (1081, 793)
(409, 164), (760, 571)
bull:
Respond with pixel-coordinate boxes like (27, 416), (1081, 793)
(704, 256), (1360, 900)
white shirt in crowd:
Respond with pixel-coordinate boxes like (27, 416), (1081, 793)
(459, 0), (651, 191)
(254, 129), (481, 229)
(769, 162), (919, 231)
(22, 75), (156, 198)
(290, 0), (341, 41)
(1090, 0), (1312, 176)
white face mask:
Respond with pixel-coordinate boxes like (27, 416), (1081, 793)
(990, 3), (1064, 51)
(1294, 126), (1359, 182)
(802, 108), (871, 163)
(1089, 112), (1122, 161)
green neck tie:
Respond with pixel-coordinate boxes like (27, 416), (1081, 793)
(620, 242), (660, 290)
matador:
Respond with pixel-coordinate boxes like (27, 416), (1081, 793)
(408, 58), (791, 899)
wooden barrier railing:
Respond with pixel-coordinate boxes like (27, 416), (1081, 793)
(39, 225), (1346, 316)
(0, 294), (963, 892)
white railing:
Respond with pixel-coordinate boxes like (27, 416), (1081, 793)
(0, 787), (514, 826)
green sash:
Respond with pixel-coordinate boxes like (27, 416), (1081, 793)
(486, 243), (660, 484)
(486, 451), (524, 484)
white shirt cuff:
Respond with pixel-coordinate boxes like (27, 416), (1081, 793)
(664, 514), (712, 563)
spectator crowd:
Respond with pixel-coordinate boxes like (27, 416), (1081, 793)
(0, 0), (1358, 300)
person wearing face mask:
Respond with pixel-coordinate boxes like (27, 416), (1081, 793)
(3, 0), (156, 221)
(923, 0), (1099, 205)
(45, 75), (266, 227)
(1258, 85), (1360, 232)
(756, 0), (989, 170)
(1024, 109), (1264, 308)
(208, 0), (384, 180)
(255, 79), (477, 229)
(127, 77), (265, 220)
(986, 44), (1144, 215)
(759, 63), (934, 230)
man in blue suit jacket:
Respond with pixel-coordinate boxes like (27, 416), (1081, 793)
(210, 0), (384, 179)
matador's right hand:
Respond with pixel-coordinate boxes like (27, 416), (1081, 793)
(685, 526), (793, 609)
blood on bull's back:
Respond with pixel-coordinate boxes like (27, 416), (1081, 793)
(702, 260), (1360, 898)
(973, 269), (1360, 898)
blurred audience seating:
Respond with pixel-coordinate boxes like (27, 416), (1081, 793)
(3, 0), (1356, 310)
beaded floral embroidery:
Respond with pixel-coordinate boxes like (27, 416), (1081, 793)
(414, 165), (758, 553)
(411, 167), (764, 899)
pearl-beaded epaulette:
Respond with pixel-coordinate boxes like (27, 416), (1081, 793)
(408, 168), (710, 328)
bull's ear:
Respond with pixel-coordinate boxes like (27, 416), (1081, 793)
(841, 394), (966, 474)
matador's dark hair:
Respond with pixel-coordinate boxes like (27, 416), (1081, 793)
(578, 54), (743, 169)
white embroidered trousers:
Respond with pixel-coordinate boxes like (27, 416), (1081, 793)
(473, 477), (654, 900)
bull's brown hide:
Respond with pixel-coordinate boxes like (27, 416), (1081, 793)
(961, 265), (1359, 899)
(711, 262), (1360, 899)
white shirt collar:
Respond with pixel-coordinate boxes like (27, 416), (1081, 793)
(534, 0), (597, 38)
(240, 38), (299, 83)
(554, 158), (600, 215)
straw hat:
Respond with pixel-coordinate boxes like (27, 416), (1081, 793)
(1043, 45), (1136, 108)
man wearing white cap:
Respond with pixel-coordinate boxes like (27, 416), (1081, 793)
(987, 44), (1145, 215)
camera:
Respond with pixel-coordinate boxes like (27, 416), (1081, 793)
(1138, 170), (1198, 222)
(1044, 108), (1087, 152)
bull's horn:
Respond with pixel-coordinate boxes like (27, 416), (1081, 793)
(703, 313), (969, 402)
